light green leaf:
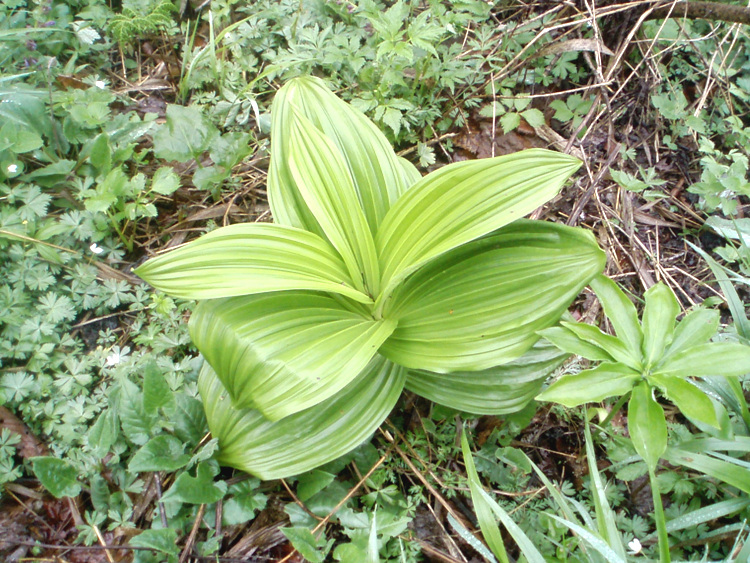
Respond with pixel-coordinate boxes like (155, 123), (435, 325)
(128, 435), (191, 472)
(663, 448), (750, 494)
(641, 282), (680, 368)
(649, 374), (719, 428)
(380, 220), (604, 371)
(538, 325), (615, 362)
(88, 409), (118, 458)
(654, 342), (750, 377)
(461, 432), (510, 563)
(142, 361), (172, 416)
(376, 149), (582, 298)
(152, 104), (218, 162)
(268, 76), (416, 235)
(499, 112), (521, 134)
(134, 223), (372, 304)
(536, 363), (640, 407)
(161, 461), (227, 504)
(590, 275), (643, 357)
(545, 515), (627, 563)
(287, 110), (380, 296)
(406, 340), (567, 414)
(661, 308), (719, 361)
(628, 382), (667, 471)
(198, 356), (405, 480)
(150, 166), (181, 195)
(31, 457), (81, 498)
(190, 292), (396, 420)
(521, 108), (546, 128)
(561, 321), (641, 370)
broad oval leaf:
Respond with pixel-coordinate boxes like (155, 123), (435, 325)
(406, 340), (567, 414)
(134, 223), (372, 304)
(268, 76), (418, 235)
(379, 220), (605, 371)
(375, 149), (582, 299)
(287, 110), (380, 296)
(536, 363), (641, 408)
(198, 356), (406, 480)
(189, 292), (396, 420)
(628, 382), (667, 471)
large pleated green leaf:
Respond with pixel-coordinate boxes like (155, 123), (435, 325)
(268, 76), (418, 236)
(379, 220), (605, 371)
(406, 340), (567, 415)
(375, 149), (582, 301)
(287, 110), (380, 296)
(189, 292), (397, 420)
(198, 356), (405, 480)
(133, 223), (372, 303)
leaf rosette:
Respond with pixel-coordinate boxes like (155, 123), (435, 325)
(136, 77), (605, 479)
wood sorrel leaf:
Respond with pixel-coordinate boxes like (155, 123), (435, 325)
(406, 340), (567, 415)
(536, 363), (640, 408)
(198, 357), (405, 480)
(628, 381), (667, 471)
(287, 109), (380, 296)
(648, 374), (719, 428)
(375, 149), (582, 299)
(589, 274), (643, 358)
(189, 292), (396, 420)
(641, 282), (680, 368)
(134, 223), (372, 304)
(380, 220), (604, 371)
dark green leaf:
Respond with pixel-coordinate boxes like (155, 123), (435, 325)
(161, 462), (227, 504)
(128, 435), (191, 473)
(31, 457), (81, 498)
(152, 105), (218, 162)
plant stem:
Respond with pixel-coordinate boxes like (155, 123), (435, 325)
(600, 393), (629, 428)
(648, 467), (671, 562)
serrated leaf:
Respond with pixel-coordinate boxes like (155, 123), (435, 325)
(406, 340), (567, 414)
(520, 108), (545, 128)
(128, 435), (191, 473)
(150, 166), (180, 195)
(31, 457), (81, 498)
(199, 356), (405, 480)
(499, 112), (521, 134)
(135, 223), (372, 304)
(380, 220), (604, 371)
(190, 292), (396, 420)
(628, 382), (666, 471)
(152, 104), (218, 162)
(376, 149), (582, 299)
(161, 462), (226, 504)
(282, 528), (331, 563)
(537, 363), (640, 407)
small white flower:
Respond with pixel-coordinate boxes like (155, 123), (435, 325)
(106, 351), (121, 366)
(627, 538), (642, 555)
(95, 80), (106, 89)
(7, 164), (18, 174)
(90, 243), (104, 254)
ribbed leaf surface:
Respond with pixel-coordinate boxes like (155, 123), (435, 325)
(406, 340), (567, 414)
(134, 223), (372, 303)
(375, 149), (582, 298)
(268, 76), (418, 235)
(189, 292), (396, 420)
(380, 220), (605, 371)
(287, 110), (380, 296)
(198, 356), (405, 480)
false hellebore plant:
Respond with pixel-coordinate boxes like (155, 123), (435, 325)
(136, 77), (605, 479)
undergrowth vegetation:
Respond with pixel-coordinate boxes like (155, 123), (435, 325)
(2, 0), (750, 561)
